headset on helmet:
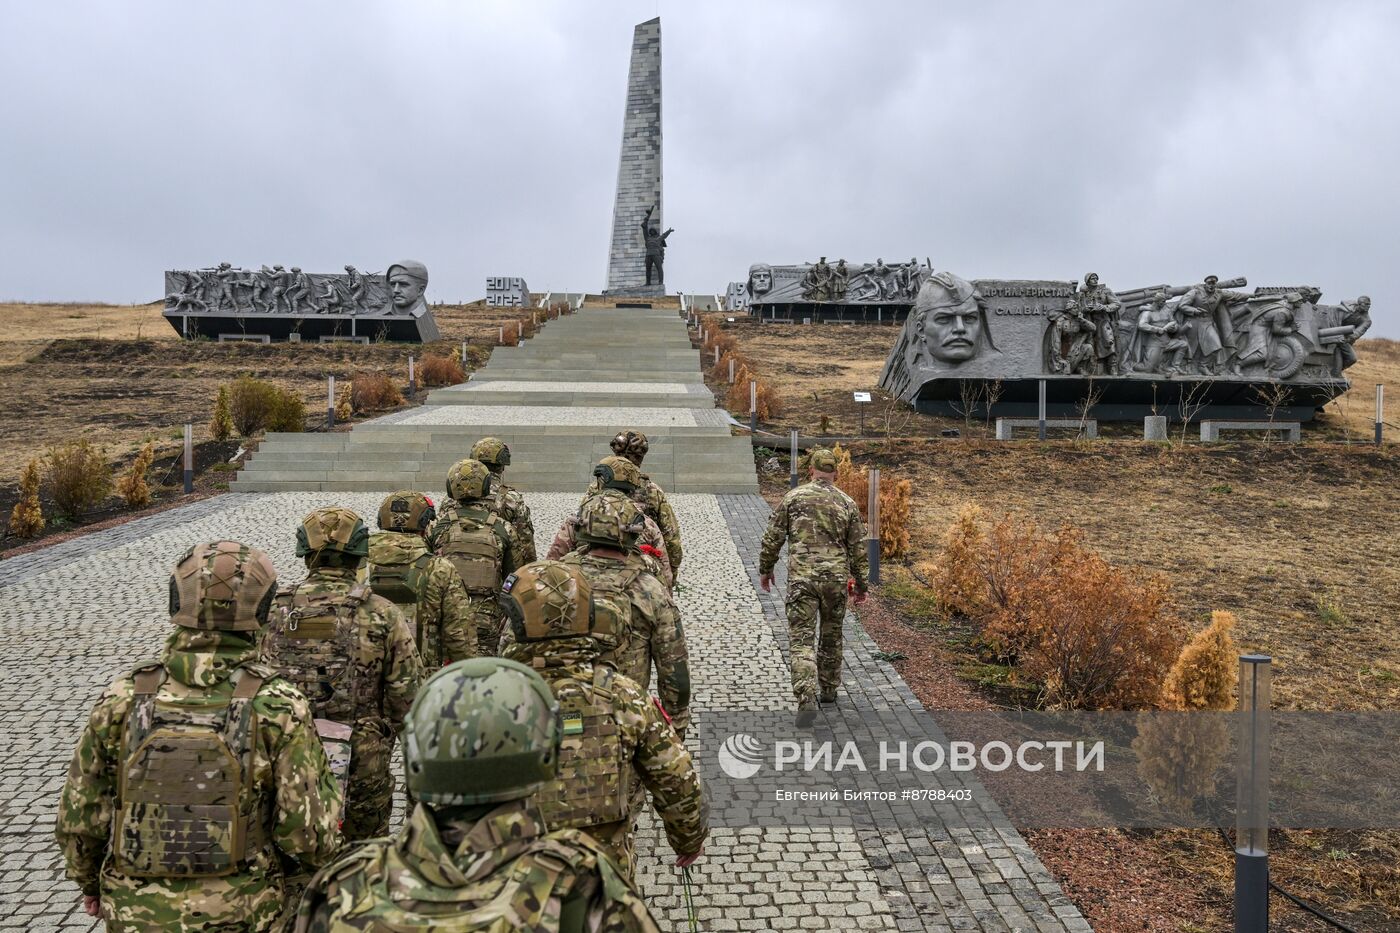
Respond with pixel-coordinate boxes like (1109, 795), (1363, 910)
(295, 507), (370, 560)
(446, 458), (494, 501)
(499, 559), (618, 648)
(610, 430), (649, 463)
(377, 491), (436, 534)
(470, 437), (512, 470)
(593, 454), (642, 492)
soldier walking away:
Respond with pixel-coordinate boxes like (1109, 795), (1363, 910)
(261, 507), (423, 842)
(286, 266), (317, 315)
(343, 264), (368, 313)
(501, 560), (708, 881)
(759, 447), (869, 722)
(598, 432), (682, 579)
(641, 204), (673, 287)
(56, 541), (343, 932)
(427, 458), (524, 656)
(548, 455), (673, 588)
(367, 491), (476, 670)
(469, 436), (537, 563)
(289, 657), (664, 932)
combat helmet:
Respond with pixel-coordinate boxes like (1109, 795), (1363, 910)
(446, 458), (494, 501)
(470, 437), (512, 472)
(575, 491), (645, 550)
(169, 540), (278, 632)
(593, 454), (643, 492)
(610, 430), (649, 465)
(377, 490), (436, 534)
(500, 559), (617, 648)
(402, 657), (561, 806)
(295, 506), (370, 563)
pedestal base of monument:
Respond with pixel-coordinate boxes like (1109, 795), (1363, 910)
(603, 283), (668, 299)
(753, 301), (910, 324)
(906, 376), (1342, 423)
(165, 308), (440, 343)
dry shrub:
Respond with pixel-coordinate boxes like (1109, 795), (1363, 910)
(1160, 610), (1238, 711)
(8, 458), (44, 537)
(825, 444), (911, 560)
(334, 384), (352, 423)
(116, 443), (154, 510)
(47, 439), (112, 520)
(930, 502), (987, 617)
(725, 365), (783, 420)
(419, 353), (465, 387)
(209, 386), (234, 441)
(228, 376), (279, 436)
(715, 348), (750, 380)
(266, 391), (306, 433)
(351, 372), (405, 412)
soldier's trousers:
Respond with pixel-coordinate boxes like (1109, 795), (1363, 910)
(343, 719), (396, 841)
(785, 576), (847, 703)
(474, 600), (507, 657)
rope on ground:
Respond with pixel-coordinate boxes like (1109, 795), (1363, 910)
(1215, 827), (1360, 932)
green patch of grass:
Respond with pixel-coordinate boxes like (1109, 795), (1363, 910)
(872, 650), (907, 662)
(208, 462), (236, 472)
(1209, 483), (1232, 494)
(1315, 593), (1349, 628)
(1361, 665), (1397, 684)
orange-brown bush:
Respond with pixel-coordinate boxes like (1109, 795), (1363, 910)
(826, 444), (912, 560)
(725, 365), (783, 420)
(1160, 610), (1238, 711)
(8, 458), (44, 537)
(926, 508), (1185, 709)
(334, 385), (352, 423)
(47, 439), (113, 520)
(419, 354), (465, 387)
(715, 348), (750, 381)
(351, 372), (405, 412)
(116, 442), (154, 510)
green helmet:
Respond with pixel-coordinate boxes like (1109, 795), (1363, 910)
(575, 491), (645, 550)
(295, 507), (370, 559)
(446, 458), (494, 501)
(377, 490), (436, 534)
(501, 559), (617, 648)
(169, 540), (278, 632)
(402, 657), (561, 806)
(470, 437), (512, 471)
(592, 454), (642, 492)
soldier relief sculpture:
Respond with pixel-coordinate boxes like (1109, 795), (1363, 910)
(165, 262), (430, 318)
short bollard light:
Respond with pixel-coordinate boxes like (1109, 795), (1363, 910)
(1234, 654), (1271, 933)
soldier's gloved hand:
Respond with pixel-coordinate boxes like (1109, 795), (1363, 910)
(760, 573), (775, 593)
(675, 845), (704, 868)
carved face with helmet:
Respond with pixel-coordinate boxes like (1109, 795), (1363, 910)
(574, 491), (645, 551)
(402, 657), (561, 806)
(446, 458), (494, 502)
(376, 491), (436, 536)
(295, 506), (370, 568)
(593, 454), (642, 493)
(609, 430), (649, 466)
(500, 559), (618, 650)
(470, 437), (512, 475)
(169, 540), (278, 632)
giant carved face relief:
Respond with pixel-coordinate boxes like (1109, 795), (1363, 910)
(914, 271), (993, 366)
(748, 264), (773, 296)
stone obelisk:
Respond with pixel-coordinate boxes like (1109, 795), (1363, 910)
(604, 17), (663, 296)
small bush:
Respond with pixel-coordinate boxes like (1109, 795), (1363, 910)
(116, 443), (154, 510)
(826, 444), (910, 560)
(351, 372), (405, 412)
(8, 458), (44, 537)
(228, 376), (279, 436)
(929, 502), (987, 617)
(266, 391), (306, 433)
(419, 354), (465, 387)
(47, 439), (113, 520)
(209, 386), (234, 441)
(715, 348), (750, 381)
(725, 365), (783, 420)
(1160, 610), (1238, 711)
(334, 384), (352, 423)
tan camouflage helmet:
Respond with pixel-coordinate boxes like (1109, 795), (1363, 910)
(806, 447), (839, 473)
(446, 458), (494, 501)
(470, 436), (512, 471)
(500, 559), (617, 648)
(377, 490), (436, 534)
(402, 657), (561, 806)
(575, 491), (646, 550)
(610, 429), (649, 464)
(593, 454), (643, 491)
(295, 506), (370, 559)
(169, 540), (278, 632)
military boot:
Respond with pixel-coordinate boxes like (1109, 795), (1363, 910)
(796, 693), (818, 729)
(819, 687), (839, 705)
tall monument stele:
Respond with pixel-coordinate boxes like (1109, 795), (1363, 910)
(604, 17), (664, 297)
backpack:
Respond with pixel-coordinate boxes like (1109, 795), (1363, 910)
(437, 506), (507, 596)
(533, 665), (632, 832)
(578, 560), (642, 671)
(113, 662), (269, 878)
(367, 551), (433, 626)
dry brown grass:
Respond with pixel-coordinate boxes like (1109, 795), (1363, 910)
(418, 353), (465, 387)
(350, 372), (405, 412)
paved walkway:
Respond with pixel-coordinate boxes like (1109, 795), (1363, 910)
(0, 307), (1088, 931)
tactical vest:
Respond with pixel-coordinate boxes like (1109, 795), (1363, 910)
(113, 663), (269, 878)
(584, 563), (642, 670)
(533, 665), (632, 831)
(303, 828), (648, 932)
(437, 506), (506, 596)
(367, 552), (433, 627)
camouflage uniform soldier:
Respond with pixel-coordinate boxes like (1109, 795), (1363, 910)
(427, 458), (523, 656)
(471, 435), (537, 563)
(367, 491), (476, 669)
(550, 456), (672, 588)
(56, 541), (342, 932)
(290, 657), (662, 932)
(501, 561), (707, 879)
(759, 448), (869, 717)
(601, 431), (682, 579)
(262, 507), (423, 842)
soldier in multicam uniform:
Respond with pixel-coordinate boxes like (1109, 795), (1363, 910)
(602, 430), (683, 580)
(366, 491), (476, 669)
(261, 507), (423, 842)
(549, 456), (673, 588)
(290, 657), (663, 932)
(470, 435), (537, 563)
(759, 447), (869, 719)
(428, 458), (524, 656)
(500, 561), (707, 880)
(56, 541), (343, 932)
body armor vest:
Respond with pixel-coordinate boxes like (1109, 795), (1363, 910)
(367, 552), (433, 628)
(533, 665), (631, 830)
(438, 507), (506, 596)
(113, 663), (268, 878)
(584, 563), (642, 668)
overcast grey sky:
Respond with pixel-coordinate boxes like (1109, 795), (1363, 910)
(2, 1), (1395, 334)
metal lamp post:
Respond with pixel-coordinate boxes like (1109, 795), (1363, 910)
(789, 429), (799, 489)
(866, 469), (880, 585)
(1235, 654), (1272, 933)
